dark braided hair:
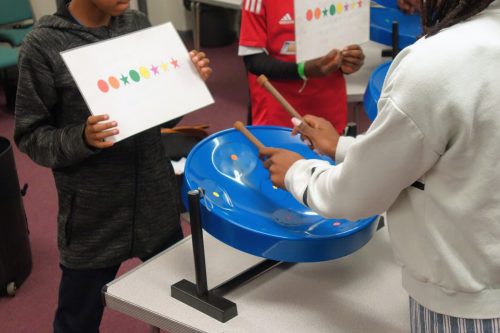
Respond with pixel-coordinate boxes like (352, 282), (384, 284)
(420, 0), (495, 36)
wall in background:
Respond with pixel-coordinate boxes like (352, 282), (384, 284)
(28, 0), (191, 32)
(30, 0), (56, 19)
(146, 0), (192, 31)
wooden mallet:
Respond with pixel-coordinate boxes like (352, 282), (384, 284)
(234, 121), (265, 150)
(257, 74), (303, 121)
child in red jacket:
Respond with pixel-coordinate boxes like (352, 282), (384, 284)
(239, 0), (365, 133)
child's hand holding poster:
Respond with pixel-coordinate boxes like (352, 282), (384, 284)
(61, 22), (214, 142)
(294, 0), (370, 63)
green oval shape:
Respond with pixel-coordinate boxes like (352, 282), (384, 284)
(330, 4), (336, 15)
(129, 70), (140, 82)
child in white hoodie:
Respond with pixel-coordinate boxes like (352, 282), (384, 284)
(260, 0), (500, 332)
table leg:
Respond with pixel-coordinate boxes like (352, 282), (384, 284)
(354, 101), (361, 129)
(193, 1), (201, 50)
(137, 0), (148, 15)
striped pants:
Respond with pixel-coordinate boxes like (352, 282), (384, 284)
(410, 297), (500, 333)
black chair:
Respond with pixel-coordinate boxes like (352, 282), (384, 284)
(0, 46), (19, 112)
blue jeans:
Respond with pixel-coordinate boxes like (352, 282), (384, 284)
(53, 264), (120, 333)
(53, 227), (183, 333)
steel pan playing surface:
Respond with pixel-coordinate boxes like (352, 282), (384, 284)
(183, 126), (378, 262)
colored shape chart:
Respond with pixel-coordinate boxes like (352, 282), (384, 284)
(61, 22), (215, 144)
(295, 0), (369, 63)
(96, 58), (180, 93)
(305, 1), (366, 20)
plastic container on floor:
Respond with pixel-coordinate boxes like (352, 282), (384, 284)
(0, 136), (32, 297)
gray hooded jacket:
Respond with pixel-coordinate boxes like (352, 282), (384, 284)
(14, 6), (182, 269)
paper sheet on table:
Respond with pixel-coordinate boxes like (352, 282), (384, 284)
(61, 22), (214, 142)
(294, 0), (370, 63)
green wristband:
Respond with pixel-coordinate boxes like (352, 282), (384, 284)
(297, 62), (307, 80)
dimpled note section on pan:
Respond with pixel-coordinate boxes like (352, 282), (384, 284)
(198, 179), (233, 211)
(212, 141), (257, 183)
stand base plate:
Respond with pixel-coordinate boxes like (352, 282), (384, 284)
(171, 279), (237, 323)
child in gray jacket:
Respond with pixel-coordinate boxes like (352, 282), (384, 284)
(14, 1), (211, 332)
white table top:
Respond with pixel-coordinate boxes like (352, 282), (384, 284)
(104, 226), (409, 333)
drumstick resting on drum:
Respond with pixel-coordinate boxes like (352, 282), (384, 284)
(257, 75), (303, 121)
(234, 121), (266, 150)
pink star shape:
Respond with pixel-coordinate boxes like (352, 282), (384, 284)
(344, 3), (349, 11)
(358, 0), (363, 7)
(151, 65), (159, 75)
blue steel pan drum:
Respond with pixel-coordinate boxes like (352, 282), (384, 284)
(364, 61), (392, 121)
(182, 126), (379, 263)
(372, 0), (399, 9)
(370, 6), (422, 49)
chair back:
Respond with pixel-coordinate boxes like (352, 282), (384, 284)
(0, 45), (19, 68)
(0, 0), (33, 26)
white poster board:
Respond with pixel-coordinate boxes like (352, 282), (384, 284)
(61, 22), (214, 142)
(294, 0), (370, 63)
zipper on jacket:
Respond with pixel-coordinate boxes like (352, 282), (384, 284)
(129, 136), (139, 256)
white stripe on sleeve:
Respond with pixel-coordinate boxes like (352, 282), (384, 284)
(255, 0), (263, 14)
(250, 0), (256, 12)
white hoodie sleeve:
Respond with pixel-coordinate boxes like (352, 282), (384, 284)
(335, 135), (358, 163)
(284, 97), (441, 221)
